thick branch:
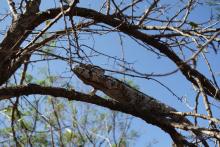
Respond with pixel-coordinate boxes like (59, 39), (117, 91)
(0, 84), (197, 146)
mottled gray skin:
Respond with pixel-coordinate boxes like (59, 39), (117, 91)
(73, 64), (177, 114)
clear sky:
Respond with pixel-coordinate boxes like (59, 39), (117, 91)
(0, 0), (219, 146)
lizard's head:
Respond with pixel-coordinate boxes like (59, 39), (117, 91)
(73, 64), (105, 82)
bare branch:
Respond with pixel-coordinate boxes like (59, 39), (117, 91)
(0, 84), (201, 145)
(7, 0), (18, 19)
(137, 0), (159, 25)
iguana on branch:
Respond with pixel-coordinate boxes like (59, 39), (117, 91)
(73, 64), (179, 116)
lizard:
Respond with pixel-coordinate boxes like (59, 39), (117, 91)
(73, 63), (188, 123)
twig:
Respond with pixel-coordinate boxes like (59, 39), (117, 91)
(137, 0), (159, 25)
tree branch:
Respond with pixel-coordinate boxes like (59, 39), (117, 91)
(0, 84), (199, 146)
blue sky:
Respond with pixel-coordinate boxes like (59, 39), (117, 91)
(0, 0), (220, 146)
